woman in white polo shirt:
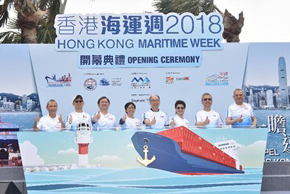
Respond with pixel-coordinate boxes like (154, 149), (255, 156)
(170, 100), (190, 128)
(65, 95), (91, 131)
(119, 102), (141, 130)
(33, 99), (65, 132)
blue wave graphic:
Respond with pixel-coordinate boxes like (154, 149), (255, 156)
(25, 167), (263, 193)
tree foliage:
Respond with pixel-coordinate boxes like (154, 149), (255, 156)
(154, 0), (214, 15)
(0, 0), (66, 43)
(153, 0), (244, 42)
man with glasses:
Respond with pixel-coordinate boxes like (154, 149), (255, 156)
(66, 95), (91, 131)
(195, 93), (223, 128)
(226, 88), (257, 127)
(143, 95), (169, 129)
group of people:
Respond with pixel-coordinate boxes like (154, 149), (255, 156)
(33, 88), (257, 132)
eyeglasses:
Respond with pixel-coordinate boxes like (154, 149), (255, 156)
(176, 107), (184, 110)
(74, 100), (83, 103)
(203, 98), (212, 101)
(150, 99), (160, 102)
(235, 95), (243, 97)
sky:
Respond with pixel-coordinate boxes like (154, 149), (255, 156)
(246, 43), (290, 86)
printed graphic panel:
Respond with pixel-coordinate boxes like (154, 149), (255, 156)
(18, 128), (268, 194)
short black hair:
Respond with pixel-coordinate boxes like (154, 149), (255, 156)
(98, 96), (110, 104)
(175, 100), (186, 108)
(125, 102), (136, 110)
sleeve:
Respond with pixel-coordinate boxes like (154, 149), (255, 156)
(195, 112), (201, 122)
(91, 113), (98, 130)
(142, 112), (148, 124)
(113, 116), (118, 128)
(226, 106), (232, 117)
(217, 112), (223, 126)
(164, 113), (169, 126)
(250, 105), (255, 117)
(87, 115), (92, 125)
(119, 118), (125, 125)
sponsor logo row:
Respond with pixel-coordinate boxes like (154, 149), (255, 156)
(45, 72), (229, 89)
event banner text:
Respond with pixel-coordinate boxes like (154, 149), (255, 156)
(54, 13), (224, 68)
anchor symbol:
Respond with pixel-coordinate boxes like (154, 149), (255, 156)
(137, 145), (156, 166)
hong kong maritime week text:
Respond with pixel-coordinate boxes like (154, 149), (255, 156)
(56, 38), (221, 50)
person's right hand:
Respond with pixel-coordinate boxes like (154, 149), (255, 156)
(237, 115), (243, 123)
(35, 115), (39, 123)
(170, 118), (175, 127)
(33, 115), (39, 131)
(93, 111), (101, 122)
(204, 116), (210, 125)
(150, 117), (156, 125)
(122, 114), (127, 121)
(69, 114), (73, 124)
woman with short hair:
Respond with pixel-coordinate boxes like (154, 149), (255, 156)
(170, 100), (189, 128)
(119, 102), (141, 130)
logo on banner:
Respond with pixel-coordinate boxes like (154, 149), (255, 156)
(131, 72), (147, 75)
(45, 73), (72, 87)
(166, 77), (174, 84)
(131, 77), (151, 89)
(205, 72), (228, 86)
(99, 78), (110, 86)
(84, 78), (97, 91)
(176, 77), (190, 81)
(131, 99), (147, 103)
(111, 78), (122, 86)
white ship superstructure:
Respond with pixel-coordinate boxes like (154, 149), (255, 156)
(214, 140), (241, 170)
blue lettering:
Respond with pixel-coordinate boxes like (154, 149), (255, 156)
(97, 39), (105, 48)
(57, 39), (66, 49)
(87, 39), (94, 49)
(106, 39), (115, 49)
(67, 39), (76, 49)
(190, 38), (220, 48)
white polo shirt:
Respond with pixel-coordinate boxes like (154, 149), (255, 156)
(120, 116), (141, 130)
(92, 112), (117, 131)
(169, 115), (189, 128)
(195, 110), (223, 128)
(65, 111), (91, 131)
(37, 115), (62, 132)
(143, 109), (169, 129)
(227, 102), (254, 127)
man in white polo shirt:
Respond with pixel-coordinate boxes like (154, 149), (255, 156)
(226, 88), (257, 128)
(143, 95), (169, 129)
(33, 99), (65, 132)
(195, 93), (223, 128)
(92, 96), (118, 130)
